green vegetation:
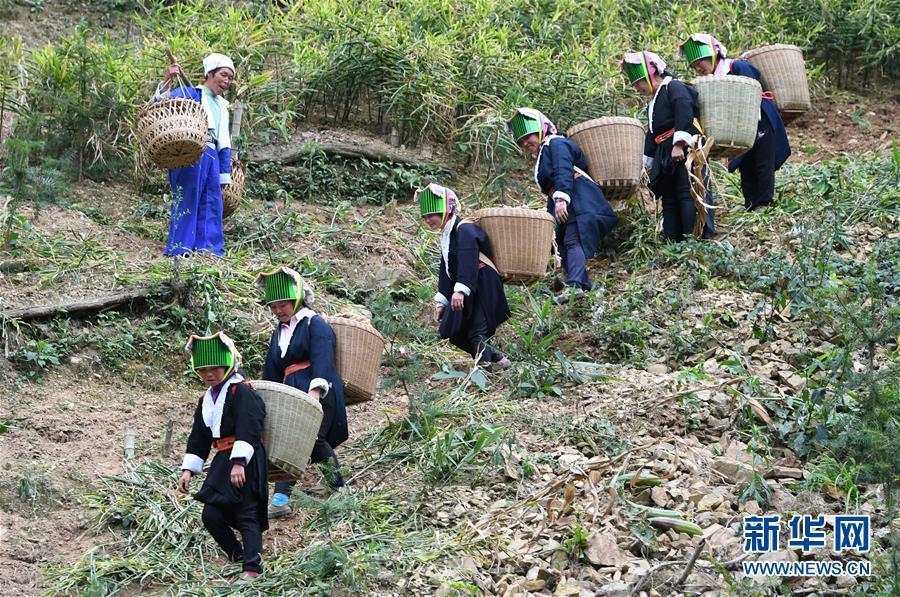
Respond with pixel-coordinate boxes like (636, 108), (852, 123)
(0, 0), (897, 594)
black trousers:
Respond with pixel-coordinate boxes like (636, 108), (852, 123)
(201, 492), (263, 574)
(450, 303), (502, 364)
(658, 162), (715, 242)
(275, 389), (344, 494)
(738, 117), (776, 210)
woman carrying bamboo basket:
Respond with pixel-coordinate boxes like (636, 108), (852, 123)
(153, 53), (235, 256)
(418, 183), (511, 369)
(680, 34), (791, 212)
(621, 51), (715, 241)
(177, 332), (268, 585)
(256, 267), (349, 518)
(507, 108), (618, 303)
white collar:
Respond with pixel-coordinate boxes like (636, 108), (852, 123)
(278, 308), (316, 357)
(440, 215), (458, 275)
(201, 372), (245, 438)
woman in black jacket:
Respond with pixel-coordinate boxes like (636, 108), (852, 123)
(256, 267), (349, 518)
(621, 50), (714, 241)
(178, 332), (267, 585)
(418, 183), (511, 369)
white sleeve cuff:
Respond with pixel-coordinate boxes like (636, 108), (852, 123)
(181, 453), (204, 474)
(453, 283), (471, 296)
(219, 172), (232, 185)
(643, 155), (654, 169)
(552, 191), (571, 204)
(674, 131), (694, 146)
(231, 441), (255, 463)
(434, 292), (449, 306)
(309, 377), (331, 395)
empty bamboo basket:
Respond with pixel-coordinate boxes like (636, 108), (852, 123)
(742, 44), (811, 120)
(325, 315), (385, 405)
(472, 207), (555, 284)
(567, 117), (644, 201)
(135, 97), (208, 169)
(692, 75), (762, 158)
(222, 159), (245, 219)
(251, 380), (323, 481)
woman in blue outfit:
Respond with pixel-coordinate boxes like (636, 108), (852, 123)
(507, 108), (618, 303)
(154, 53), (235, 256)
(621, 51), (715, 242)
(255, 267), (349, 518)
(418, 183), (511, 368)
(680, 34), (791, 211)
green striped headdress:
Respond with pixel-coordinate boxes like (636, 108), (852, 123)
(622, 57), (650, 85)
(680, 34), (727, 72)
(186, 332), (239, 377)
(508, 112), (541, 142)
(682, 39), (714, 64)
(255, 266), (304, 314)
(621, 51), (666, 92)
(506, 108), (556, 144)
(415, 183), (458, 229)
(418, 187), (445, 217)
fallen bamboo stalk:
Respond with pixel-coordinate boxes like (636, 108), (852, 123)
(246, 134), (446, 171)
(0, 285), (171, 321)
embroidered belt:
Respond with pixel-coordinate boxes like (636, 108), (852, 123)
(655, 119), (705, 145)
(213, 435), (236, 452)
(284, 360), (311, 381)
(547, 172), (582, 199)
(655, 129), (675, 144)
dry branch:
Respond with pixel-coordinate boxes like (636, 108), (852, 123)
(246, 131), (443, 170)
(0, 285), (171, 321)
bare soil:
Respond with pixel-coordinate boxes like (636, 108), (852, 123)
(0, 87), (896, 594)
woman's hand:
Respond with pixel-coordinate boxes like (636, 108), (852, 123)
(309, 387), (323, 401)
(434, 304), (445, 322)
(162, 63), (185, 88)
(451, 292), (465, 311)
(230, 462), (246, 487)
(671, 143), (685, 163)
(177, 470), (192, 493)
(554, 200), (569, 223)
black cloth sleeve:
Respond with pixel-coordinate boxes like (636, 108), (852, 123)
(437, 258), (453, 300)
(644, 128), (656, 158)
(309, 317), (337, 389)
(455, 224), (481, 291)
(668, 82), (696, 138)
(232, 384), (266, 449)
(185, 398), (212, 466)
(548, 138), (577, 198)
(261, 329), (283, 382)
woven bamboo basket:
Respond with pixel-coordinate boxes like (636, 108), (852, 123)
(135, 97), (208, 169)
(472, 207), (555, 284)
(251, 380), (323, 481)
(567, 117), (644, 201)
(742, 44), (811, 117)
(325, 316), (385, 405)
(692, 75), (762, 158)
(221, 159), (245, 219)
